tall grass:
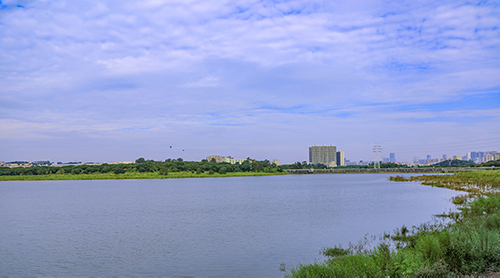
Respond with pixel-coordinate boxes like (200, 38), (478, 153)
(284, 171), (500, 277)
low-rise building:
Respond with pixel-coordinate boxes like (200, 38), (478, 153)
(1, 161), (33, 168)
(206, 155), (251, 165)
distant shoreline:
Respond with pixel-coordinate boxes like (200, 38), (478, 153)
(285, 166), (498, 174)
(0, 171), (287, 181)
(1, 167), (498, 181)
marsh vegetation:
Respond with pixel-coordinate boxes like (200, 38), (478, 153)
(284, 171), (500, 277)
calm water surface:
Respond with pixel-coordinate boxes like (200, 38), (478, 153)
(0, 174), (459, 277)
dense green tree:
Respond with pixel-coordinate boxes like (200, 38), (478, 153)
(478, 159), (500, 167)
(432, 159), (475, 167)
(240, 161), (251, 172)
(135, 157), (146, 163)
(113, 166), (125, 174)
(158, 167), (168, 175)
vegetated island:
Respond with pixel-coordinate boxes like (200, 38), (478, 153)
(283, 169), (500, 277)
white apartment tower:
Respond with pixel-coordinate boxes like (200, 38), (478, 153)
(309, 145), (337, 167)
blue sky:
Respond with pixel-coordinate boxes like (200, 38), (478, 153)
(1, 0), (499, 163)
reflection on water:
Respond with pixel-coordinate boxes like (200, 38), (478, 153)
(0, 174), (459, 277)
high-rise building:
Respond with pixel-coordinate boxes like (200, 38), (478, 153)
(486, 152), (500, 162)
(336, 151), (345, 166)
(389, 153), (396, 163)
(309, 145), (337, 167)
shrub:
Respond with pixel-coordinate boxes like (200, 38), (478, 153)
(158, 167), (168, 175)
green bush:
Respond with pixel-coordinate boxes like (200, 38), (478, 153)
(158, 167), (168, 175)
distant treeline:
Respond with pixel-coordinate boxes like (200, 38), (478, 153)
(1, 158), (498, 177)
(0, 157), (283, 176)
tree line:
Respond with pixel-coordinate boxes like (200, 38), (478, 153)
(0, 157), (283, 176)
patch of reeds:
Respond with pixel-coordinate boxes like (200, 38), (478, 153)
(390, 171), (500, 196)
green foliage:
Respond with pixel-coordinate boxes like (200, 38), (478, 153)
(321, 246), (351, 259)
(158, 167), (168, 175)
(478, 159), (500, 167)
(218, 166), (227, 174)
(432, 159), (475, 167)
(113, 166), (125, 174)
(135, 157), (146, 163)
(71, 168), (82, 174)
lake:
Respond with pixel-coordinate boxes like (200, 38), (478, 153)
(0, 174), (459, 277)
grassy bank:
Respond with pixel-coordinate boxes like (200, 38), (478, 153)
(0, 171), (288, 181)
(284, 170), (500, 277)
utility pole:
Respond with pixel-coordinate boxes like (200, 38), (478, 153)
(373, 143), (381, 169)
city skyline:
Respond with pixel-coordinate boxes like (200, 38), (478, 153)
(3, 146), (498, 167)
(1, 1), (499, 164)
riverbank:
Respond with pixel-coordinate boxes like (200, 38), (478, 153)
(0, 171), (288, 181)
(284, 170), (500, 277)
(286, 166), (498, 174)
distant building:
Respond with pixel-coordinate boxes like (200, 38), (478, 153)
(453, 155), (462, 160)
(207, 155), (225, 163)
(389, 153), (396, 163)
(486, 152), (500, 162)
(223, 157), (248, 164)
(468, 151), (497, 163)
(271, 159), (280, 166)
(336, 151), (345, 166)
(206, 155), (249, 165)
(309, 145), (337, 167)
(1, 161), (33, 168)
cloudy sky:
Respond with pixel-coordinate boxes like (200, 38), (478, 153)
(1, 0), (499, 164)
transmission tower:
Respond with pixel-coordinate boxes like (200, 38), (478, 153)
(373, 143), (382, 169)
